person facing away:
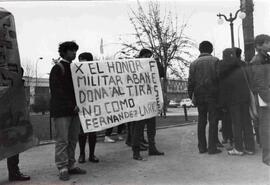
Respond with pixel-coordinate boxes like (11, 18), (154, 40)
(250, 34), (270, 166)
(49, 41), (86, 181)
(132, 48), (165, 161)
(77, 52), (100, 163)
(218, 47), (255, 156)
(188, 41), (221, 154)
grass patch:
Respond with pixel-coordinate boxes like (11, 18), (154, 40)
(30, 114), (198, 141)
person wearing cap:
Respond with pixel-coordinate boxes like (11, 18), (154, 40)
(49, 41), (86, 181)
(77, 52), (99, 163)
(188, 41), (221, 154)
(132, 48), (165, 161)
(250, 34), (270, 166)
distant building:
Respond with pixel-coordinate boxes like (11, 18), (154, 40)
(22, 76), (188, 108)
(165, 79), (188, 102)
(23, 76), (50, 106)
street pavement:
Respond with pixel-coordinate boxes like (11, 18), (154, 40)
(0, 123), (269, 185)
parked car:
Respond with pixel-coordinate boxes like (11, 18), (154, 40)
(168, 100), (180, 108)
(180, 98), (194, 107)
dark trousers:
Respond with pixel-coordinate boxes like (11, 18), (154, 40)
(145, 117), (156, 147)
(126, 122), (134, 145)
(259, 107), (270, 165)
(105, 124), (125, 136)
(7, 154), (19, 175)
(132, 117), (156, 152)
(229, 103), (255, 152)
(221, 109), (233, 142)
(78, 126), (97, 157)
(197, 101), (218, 152)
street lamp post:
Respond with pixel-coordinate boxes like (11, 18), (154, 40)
(217, 9), (246, 48)
(35, 57), (43, 87)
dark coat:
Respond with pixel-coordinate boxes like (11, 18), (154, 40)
(217, 49), (250, 107)
(251, 52), (270, 103)
(250, 52), (270, 149)
(49, 60), (77, 118)
(188, 53), (219, 103)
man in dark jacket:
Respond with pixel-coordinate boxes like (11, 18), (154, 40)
(218, 48), (255, 156)
(251, 34), (270, 165)
(49, 41), (86, 181)
(132, 48), (165, 160)
(188, 41), (221, 154)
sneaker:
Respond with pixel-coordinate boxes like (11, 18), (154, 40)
(208, 149), (222, 154)
(89, 155), (99, 163)
(104, 136), (115, 143)
(216, 142), (224, 148)
(244, 150), (255, 155)
(9, 172), (31, 181)
(118, 135), (124, 141)
(59, 168), (69, 181)
(199, 148), (208, 154)
(228, 148), (244, 156)
(68, 167), (87, 175)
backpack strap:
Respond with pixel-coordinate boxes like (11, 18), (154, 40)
(56, 62), (65, 76)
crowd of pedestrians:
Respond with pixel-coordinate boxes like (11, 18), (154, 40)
(3, 34), (270, 182)
(188, 34), (270, 166)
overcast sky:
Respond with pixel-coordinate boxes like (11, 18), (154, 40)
(0, 0), (269, 77)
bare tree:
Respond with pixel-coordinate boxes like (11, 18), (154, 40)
(21, 60), (35, 86)
(121, 1), (195, 112)
(24, 63), (35, 77)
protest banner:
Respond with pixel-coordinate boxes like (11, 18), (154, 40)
(0, 8), (37, 160)
(71, 58), (163, 133)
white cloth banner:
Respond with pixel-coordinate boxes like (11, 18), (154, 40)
(71, 58), (164, 133)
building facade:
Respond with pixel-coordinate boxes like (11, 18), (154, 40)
(23, 77), (188, 109)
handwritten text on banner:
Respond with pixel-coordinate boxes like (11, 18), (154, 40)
(71, 58), (163, 133)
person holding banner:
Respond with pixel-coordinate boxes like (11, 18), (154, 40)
(77, 52), (99, 163)
(49, 41), (86, 181)
(132, 48), (165, 161)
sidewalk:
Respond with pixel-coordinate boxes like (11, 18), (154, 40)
(0, 124), (269, 185)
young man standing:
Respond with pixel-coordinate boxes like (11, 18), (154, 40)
(132, 48), (165, 161)
(49, 41), (86, 181)
(251, 34), (270, 166)
(188, 41), (221, 154)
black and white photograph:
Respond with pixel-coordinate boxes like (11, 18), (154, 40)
(0, 0), (269, 184)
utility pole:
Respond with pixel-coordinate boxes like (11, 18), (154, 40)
(240, 0), (255, 62)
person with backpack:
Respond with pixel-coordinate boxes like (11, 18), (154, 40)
(49, 41), (86, 181)
(77, 52), (99, 163)
(218, 47), (255, 156)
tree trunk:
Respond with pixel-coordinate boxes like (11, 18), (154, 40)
(162, 65), (168, 116)
(241, 0), (255, 63)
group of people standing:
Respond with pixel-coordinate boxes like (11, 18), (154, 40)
(49, 42), (164, 181)
(188, 34), (270, 166)
(3, 35), (269, 182)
